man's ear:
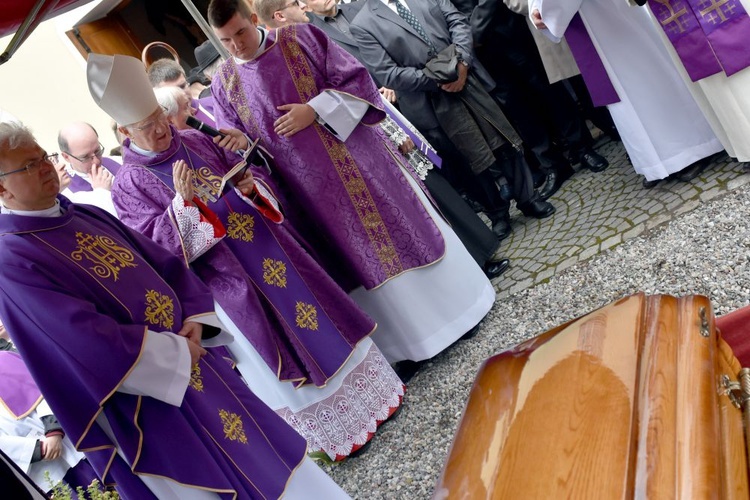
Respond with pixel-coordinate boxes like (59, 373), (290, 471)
(60, 151), (72, 162)
(251, 12), (259, 25)
(0, 180), (10, 200)
(117, 125), (131, 141)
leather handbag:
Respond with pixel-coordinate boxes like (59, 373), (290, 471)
(423, 44), (459, 84)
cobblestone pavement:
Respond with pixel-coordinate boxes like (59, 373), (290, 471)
(493, 140), (750, 297)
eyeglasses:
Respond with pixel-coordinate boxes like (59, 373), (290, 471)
(0, 153), (58, 178)
(280, 0), (300, 9)
(66, 143), (105, 164)
(132, 108), (169, 133)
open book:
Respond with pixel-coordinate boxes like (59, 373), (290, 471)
(218, 137), (260, 198)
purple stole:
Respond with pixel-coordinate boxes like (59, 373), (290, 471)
(133, 136), (374, 387)
(565, 14), (620, 106)
(0, 201), (305, 498)
(647, 0), (750, 80)
(0, 352), (42, 419)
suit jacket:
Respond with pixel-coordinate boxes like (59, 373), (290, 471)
(306, 2), (385, 86)
(350, 0), (494, 131)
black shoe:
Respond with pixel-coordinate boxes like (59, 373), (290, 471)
(578, 149), (609, 172)
(532, 170), (546, 189)
(518, 199), (556, 219)
(392, 360), (423, 384)
(538, 166), (574, 200)
(490, 218), (512, 240)
(674, 157), (711, 182)
(642, 177), (660, 189)
(461, 324), (481, 341)
(483, 258), (509, 280)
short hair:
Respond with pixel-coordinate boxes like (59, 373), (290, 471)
(57, 122), (98, 154)
(147, 59), (186, 87)
(208, 0), (254, 28)
(255, 0), (287, 25)
(154, 86), (187, 118)
(0, 122), (36, 167)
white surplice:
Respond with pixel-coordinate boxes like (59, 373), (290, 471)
(645, 6), (750, 162)
(530, 0), (724, 180)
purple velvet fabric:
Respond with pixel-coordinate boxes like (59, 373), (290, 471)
(115, 129), (376, 387)
(0, 199), (305, 499)
(213, 23), (445, 290)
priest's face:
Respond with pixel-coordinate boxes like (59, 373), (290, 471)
(0, 142), (60, 211)
(122, 107), (173, 153)
(214, 12), (260, 61)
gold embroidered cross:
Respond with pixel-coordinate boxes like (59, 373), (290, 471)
(700, 0), (732, 23)
(144, 290), (175, 330)
(227, 212), (255, 242)
(262, 258), (288, 288)
(653, 0), (690, 33)
(295, 302), (319, 331)
(219, 409), (248, 444)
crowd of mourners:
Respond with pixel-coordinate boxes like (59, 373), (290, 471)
(0, 0), (748, 496)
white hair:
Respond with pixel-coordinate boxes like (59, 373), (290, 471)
(0, 121), (36, 159)
(153, 86), (189, 118)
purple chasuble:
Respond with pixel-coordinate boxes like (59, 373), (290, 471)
(213, 23), (445, 290)
(66, 159), (120, 193)
(116, 129), (376, 387)
(0, 351), (42, 419)
(647, 0), (750, 80)
(0, 199), (305, 499)
(565, 14), (620, 106)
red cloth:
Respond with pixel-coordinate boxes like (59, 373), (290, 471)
(717, 306), (750, 366)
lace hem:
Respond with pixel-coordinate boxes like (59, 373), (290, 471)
(276, 342), (405, 461)
(171, 194), (221, 262)
(381, 116), (434, 180)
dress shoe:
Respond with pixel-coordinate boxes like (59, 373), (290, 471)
(392, 360), (423, 384)
(577, 149), (609, 172)
(642, 178), (660, 189)
(538, 166), (574, 201)
(674, 157), (711, 182)
(518, 199), (556, 219)
(483, 258), (510, 280)
(461, 323), (481, 341)
(491, 218), (512, 240)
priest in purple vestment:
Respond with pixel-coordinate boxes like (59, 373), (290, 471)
(87, 52), (404, 462)
(0, 121), (349, 498)
(206, 0), (497, 366)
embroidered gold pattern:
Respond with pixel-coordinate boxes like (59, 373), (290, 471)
(219, 409), (248, 444)
(227, 212), (255, 241)
(189, 363), (204, 392)
(262, 258), (287, 288)
(295, 301), (319, 331)
(144, 290), (175, 330)
(192, 166), (223, 203)
(278, 26), (404, 280)
(698, 0), (733, 24)
(71, 232), (137, 281)
(219, 61), (259, 137)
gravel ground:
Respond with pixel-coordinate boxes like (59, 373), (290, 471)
(322, 181), (750, 499)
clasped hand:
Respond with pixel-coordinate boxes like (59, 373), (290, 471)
(440, 63), (468, 93)
(274, 103), (316, 138)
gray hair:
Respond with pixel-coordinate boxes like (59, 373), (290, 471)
(0, 122), (37, 160)
(147, 59), (186, 87)
(154, 86), (186, 118)
(202, 57), (225, 81)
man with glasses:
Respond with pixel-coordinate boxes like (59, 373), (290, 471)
(257, 0), (309, 28)
(57, 122), (118, 216)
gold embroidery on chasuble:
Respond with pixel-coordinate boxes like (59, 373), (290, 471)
(653, 0), (690, 33)
(143, 290), (175, 330)
(698, 0), (733, 24)
(70, 232), (137, 281)
(221, 63), (258, 138)
(262, 258), (287, 288)
(219, 409), (248, 444)
(279, 27), (404, 280)
(227, 212), (255, 241)
(295, 302), (319, 331)
(189, 364), (204, 392)
(192, 167), (223, 203)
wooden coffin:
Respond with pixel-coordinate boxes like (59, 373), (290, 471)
(434, 294), (750, 499)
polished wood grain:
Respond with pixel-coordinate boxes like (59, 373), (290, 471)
(434, 294), (749, 499)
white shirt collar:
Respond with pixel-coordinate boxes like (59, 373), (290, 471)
(1, 199), (63, 217)
(234, 27), (269, 64)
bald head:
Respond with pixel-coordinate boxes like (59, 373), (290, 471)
(58, 122), (102, 174)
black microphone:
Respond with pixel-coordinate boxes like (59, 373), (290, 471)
(185, 116), (247, 157)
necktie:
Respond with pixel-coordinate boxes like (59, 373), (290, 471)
(394, 1), (436, 52)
